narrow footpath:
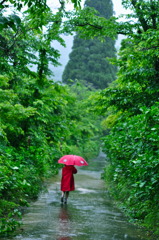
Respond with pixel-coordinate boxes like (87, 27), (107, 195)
(6, 154), (154, 240)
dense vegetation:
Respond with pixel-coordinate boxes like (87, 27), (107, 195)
(0, 0), (101, 235)
(0, 68), (101, 235)
(0, 0), (159, 237)
(62, 0), (117, 89)
(77, 0), (158, 235)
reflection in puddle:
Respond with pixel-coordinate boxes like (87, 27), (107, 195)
(59, 205), (71, 222)
(57, 205), (72, 240)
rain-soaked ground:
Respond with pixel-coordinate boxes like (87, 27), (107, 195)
(5, 153), (157, 240)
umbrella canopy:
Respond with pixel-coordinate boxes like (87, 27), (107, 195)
(58, 155), (88, 166)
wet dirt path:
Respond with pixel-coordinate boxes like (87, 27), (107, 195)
(6, 154), (154, 240)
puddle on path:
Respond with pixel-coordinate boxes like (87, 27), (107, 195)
(4, 154), (156, 240)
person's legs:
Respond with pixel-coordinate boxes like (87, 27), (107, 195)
(61, 191), (65, 203)
(64, 191), (69, 203)
(61, 191), (69, 203)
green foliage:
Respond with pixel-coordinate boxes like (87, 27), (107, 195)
(2, 0), (158, 236)
(62, 0), (117, 89)
(0, 57), (101, 236)
(0, 0), (101, 235)
(88, 0), (159, 235)
(0, 75), (101, 235)
(102, 104), (159, 230)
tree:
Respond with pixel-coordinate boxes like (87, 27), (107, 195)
(62, 0), (117, 89)
(0, 0), (102, 234)
(86, 0), (159, 233)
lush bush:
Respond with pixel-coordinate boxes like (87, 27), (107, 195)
(102, 103), (159, 232)
(0, 0), (103, 235)
(0, 77), (101, 235)
(90, 2), (159, 235)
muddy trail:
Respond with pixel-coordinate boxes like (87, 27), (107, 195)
(5, 154), (155, 240)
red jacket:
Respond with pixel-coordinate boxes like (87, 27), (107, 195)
(61, 165), (77, 191)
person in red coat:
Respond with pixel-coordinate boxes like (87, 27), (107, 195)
(60, 165), (77, 203)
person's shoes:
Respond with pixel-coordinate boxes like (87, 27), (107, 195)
(61, 196), (64, 203)
(64, 198), (67, 204)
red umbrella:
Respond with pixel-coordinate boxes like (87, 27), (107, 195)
(58, 155), (88, 166)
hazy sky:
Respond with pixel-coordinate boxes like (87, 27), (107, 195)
(48, 0), (128, 15)
(113, 0), (127, 16)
